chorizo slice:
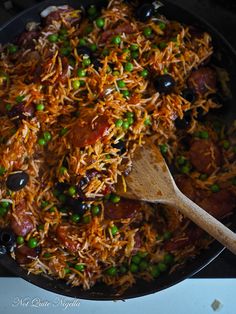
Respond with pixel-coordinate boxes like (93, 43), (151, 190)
(175, 175), (197, 201)
(100, 23), (135, 43)
(15, 245), (38, 264)
(187, 67), (216, 95)
(189, 139), (222, 175)
(104, 198), (141, 220)
(10, 201), (34, 237)
(69, 114), (110, 148)
(56, 224), (81, 253)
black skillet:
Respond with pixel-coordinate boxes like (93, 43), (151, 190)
(0, 0), (235, 301)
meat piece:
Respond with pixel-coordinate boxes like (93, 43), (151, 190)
(104, 198), (141, 220)
(188, 67), (216, 95)
(7, 103), (35, 120)
(43, 9), (65, 26)
(69, 114), (110, 148)
(43, 7), (80, 26)
(175, 175), (197, 201)
(10, 201), (34, 236)
(189, 139), (222, 174)
(56, 224), (81, 252)
(17, 31), (40, 49)
(100, 23), (135, 43)
(164, 226), (203, 252)
(199, 190), (235, 219)
(15, 245), (37, 264)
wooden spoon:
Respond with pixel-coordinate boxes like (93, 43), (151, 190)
(116, 139), (236, 255)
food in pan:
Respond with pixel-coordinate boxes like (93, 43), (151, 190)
(0, 0), (235, 292)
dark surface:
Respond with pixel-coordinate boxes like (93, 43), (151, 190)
(0, 0), (235, 300)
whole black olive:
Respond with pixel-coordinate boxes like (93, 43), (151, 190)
(0, 228), (16, 250)
(181, 88), (196, 103)
(92, 58), (102, 71)
(66, 197), (89, 215)
(112, 140), (126, 155)
(135, 3), (154, 22)
(0, 245), (7, 255)
(77, 46), (93, 56)
(175, 110), (192, 129)
(6, 171), (29, 191)
(55, 182), (70, 192)
(154, 74), (175, 94)
(79, 177), (90, 188)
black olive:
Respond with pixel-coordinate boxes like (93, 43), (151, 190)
(0, 245), (7, 255)
(135, 3), (154, 22)
(79, 177), (90, 188)
(0, 228), (16, 250)
(77, 46), (93, 56)
(34, 245), (42, 255)
(154, 74), (175, 94)
(182, 88), (196, 103)
(66, 197), (89, 215)
(7, 103), (25, 119)
(6, 171), (29, 191)
(112, 140), (126, 155)
(55, 182), (70, 192)
(175, 110), (192, 129)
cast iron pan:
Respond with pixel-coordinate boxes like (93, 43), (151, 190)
(0, 0), (236, 301)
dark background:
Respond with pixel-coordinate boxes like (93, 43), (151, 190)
(0, 0), (235, 278)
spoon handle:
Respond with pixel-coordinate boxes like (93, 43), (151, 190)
(170, 188), (236, 254)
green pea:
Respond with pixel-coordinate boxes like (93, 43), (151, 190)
(71, 213), (80, 223)
(59, 194), (67, 203)
(124, 62), (134, 72)
(60, 47), (72, 56)
(8, 44), (18, 54)
(122, 120), (130, 129)
(163, 67), (168, 74)
(15, 95), (25, 103)
(163, 231), (172, 240)
(181, 165), (190, 174)
(177, 156), (186, 165)
(74, 264), (85, 272)
(96, 17), (105, 28)
(0, 207), (7, 217)
(59, 166), (67, 175)
(1, 201), (10, 208)
(49, 206), (56, 213)
(60, 128), (68, 136)
(77, 68), (86, 77)
(5, 104), (12, 111)
(87, 5), (97, 17)
(113, 70), (120, 76)
(112, 35), (121, 45)
(43, 131), (52, 142)
(102, 48), (110, 56)
(68, 186), (76, 196)
(131, 51), (139, 59)
(106, 266), (117, 276)
(106, 154), (111, 159)
(79, 38), (87, 46)
(140, 69), (148, 78)
(210, 184), (220, 193)
(110, 225), (118, 236)
(130, 44), (139, 51)
(91, 205), (100, 216)
(82, 58), (91, 67)
(28, 237), (38, 249)
(110, 194), (120, 203)
(199, 173), (208, 181)
(72, 80), (81, 90)
(126, 112), (134, 118)
(82, 215), (91, 224)
(139, 260), (148, 271)
(159, 22), (166, 30)
(164, 253), (174, 265)
(59, 28), (68, 36)
(38, 224), (44, 230)
(38, 138), (46, 146)
(143, 27), (152, 37)
(130, 263), (139, 273)
(117, 80), (126, 88)
(127, 117), (134, 125)
(137, 251), (148, 258)
(122, 90), (130, 98)
(150, 264), (160, 278)
(43, 253), (52, 258)
(199, 131), (209, 139)
(41, 201), (49, 208)
(131, 255), (141, 265)
(158, 262), (167, 272)
(119, 265), (127, 274)
(16, 236), (24, 245)
(64, 267), (71, 274)
(159, 42), (167, 49)
(48, 34), (59, 43)
(36, 104), (44, 111)
(122, 48), (131, 59)
(115, 119), (123, 127)
(85, 25), (93, 34)
(159, 144), (168, 154)
(144, 118), (152, 126)
(222, 140), (230, 149)
(90, 43), (97, 52)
